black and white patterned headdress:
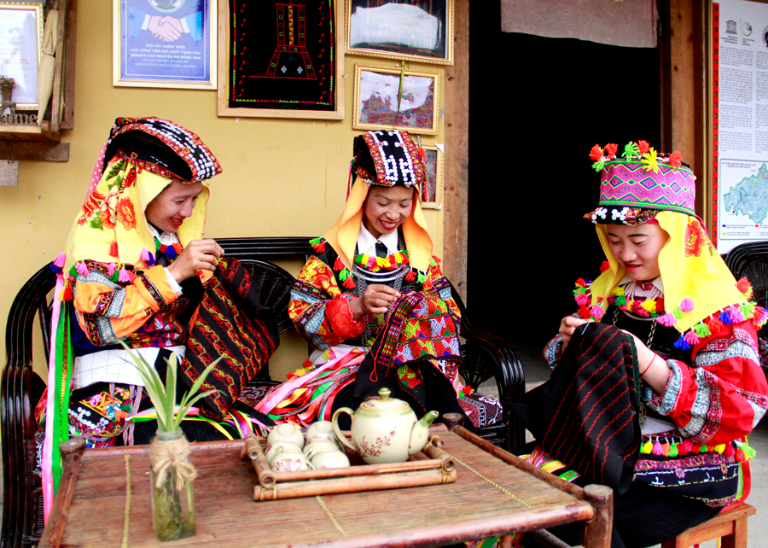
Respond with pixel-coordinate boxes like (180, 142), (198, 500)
(352, 130), (426, 188)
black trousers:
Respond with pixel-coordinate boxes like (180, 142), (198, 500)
(538, 476), (721, 548)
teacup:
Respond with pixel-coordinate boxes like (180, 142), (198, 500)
(266, 440), (301, 464)
(270, 445), (311, 472)
(267, 423), (304, 449)
(305, 421), (337, 445)
(310, 446), (350, 469)
(303, 439), (338, 459)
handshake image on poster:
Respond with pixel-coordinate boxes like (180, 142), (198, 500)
(129, 7), (203, 43)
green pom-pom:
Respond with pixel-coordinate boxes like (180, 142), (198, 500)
(693, 322), (711, 338)
(623, 142), (640, 158)
(417, 272), (426, 283)
(739, 441), (757, 459)
(699, 444), (708, 453)
(309, 237), (322, 245)
(338, 268), (350, 282)
(614, 296), (627, 307)
(673, 305), (684, 320)
(68, 265), (79, 278)
(669, 443), (678, 457)
(354, 254), (365, 265)
(592, 159), (606, 172)
(430, 257), (437, 267)
(740, 301), (756, 319)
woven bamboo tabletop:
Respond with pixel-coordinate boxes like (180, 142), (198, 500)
(40, 428), (608, 548)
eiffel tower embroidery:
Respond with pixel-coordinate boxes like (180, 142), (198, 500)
(264, 3), (317, 80)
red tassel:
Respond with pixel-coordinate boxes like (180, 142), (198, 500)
(668, 151), (683, 168)
(60, 283), (73, 301)
(706, 314), (724, 334)
(736, 449), (746, 462)
(405, 270), (416, 282)
(343, 277), (356, 289)
(109, 241), (118, 257)
(725, 443), (735, 457)
(599, 261), (610, 273)
(736, 277), (752, 296)
(418, 147), (425, 160)
(333, 257), (344, 271)
(604, 143), (618, 158)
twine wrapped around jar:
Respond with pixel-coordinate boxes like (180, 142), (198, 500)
(150, 432), (197, 491)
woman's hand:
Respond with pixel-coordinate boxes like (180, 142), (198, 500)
(559, 315), (588, 351)
(624, 331), (671, 394)
(349, 284), (400, 321)
(166, 239), (224, 282)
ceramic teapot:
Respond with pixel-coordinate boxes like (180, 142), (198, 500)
(331, 388), (439, 464)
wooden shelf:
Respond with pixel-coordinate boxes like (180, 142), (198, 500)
(0, 121), (57, 142)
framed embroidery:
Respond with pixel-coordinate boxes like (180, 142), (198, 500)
(353, 64), (439, 135)
(345, 0), (453, 65)
(419, 144), (442, 209)
(217, 0), (344, 119)
(112, 0), (217, 89)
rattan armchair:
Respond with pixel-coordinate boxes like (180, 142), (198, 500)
(1, 237), (524, 548)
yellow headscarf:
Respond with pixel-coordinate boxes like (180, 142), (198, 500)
(589, 211), (747, 333)
(62, 156), (209, 275)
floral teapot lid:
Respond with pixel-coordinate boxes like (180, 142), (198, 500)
(358, 388), (413, 415)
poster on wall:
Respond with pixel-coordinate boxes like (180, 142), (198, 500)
(710, 0), (768, 252)
(217, 0), (344, 119)
(112, 0), (216, 89)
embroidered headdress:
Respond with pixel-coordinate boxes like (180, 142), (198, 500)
(320, 130), (433, 274)
(584, 140), (695, 225)
(576, 141), (766, 346)
(60, 117), (221, 277)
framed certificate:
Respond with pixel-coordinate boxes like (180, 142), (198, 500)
(0, 1), (44, 110)
(113, 0), (216, 89)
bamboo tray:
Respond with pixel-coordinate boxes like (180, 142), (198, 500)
(241, 432), (457, 501)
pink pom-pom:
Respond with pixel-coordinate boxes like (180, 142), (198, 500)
(141, 247), (150, 262)
(106, 262), (117, 277)
(590, 305), (605, 321)
(118, 268), (131, 283)
(657, 313), (677, 327)
(76, 262), (89, 276)
(680, 297), (695, 312)
(575, 293), (591, 306)
(652, 440), (664, 455)
(684, 331), (700, 345)
(53, 252), (66, 268)
(729, 305), (746, 323)
(680, 441), (693, 455)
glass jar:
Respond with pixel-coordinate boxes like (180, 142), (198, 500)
(149, 429), (196, 541)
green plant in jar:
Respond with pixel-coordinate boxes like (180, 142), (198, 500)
(125, 346), (220, 542)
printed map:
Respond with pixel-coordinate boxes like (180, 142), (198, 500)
(723, 163), (768, 224)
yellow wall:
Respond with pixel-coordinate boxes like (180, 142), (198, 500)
(0, 0), (446, 382)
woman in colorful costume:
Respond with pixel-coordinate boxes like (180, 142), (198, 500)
(256, 130), (500, 428)
(521, 141), (768, 548)
(39, 117), (277, 519)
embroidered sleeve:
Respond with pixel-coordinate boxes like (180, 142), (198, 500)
(72, 262), (179, 345)
(644, 320), (768, 445)
(543, 335), (563, 368)
(288, 255), (364, 349)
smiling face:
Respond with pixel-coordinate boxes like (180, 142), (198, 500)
(362, 185), (414, 239)
(606, 222), (669, 282)
(145, 180), (203, 234)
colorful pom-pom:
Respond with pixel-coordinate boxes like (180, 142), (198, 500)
(53, 251), (66, 268)
(738, 441), (756, 460)
(668, 443), (678, 457)
(417, 272), (426, 284)
(680, 441), (693, 455)
(736, 449), (746, 462)
(343, 277), (355, 289)
(692, 322), (711, 338)
(76, 262), (89, 276)
(652, 440), (664, 456)
(641, 440), (653, 454)
(707, 314), (724, 333)
(641, 300), (657, 314)
(714, 444), (726, 454)
(674, 335), (691, 351)
(600, 261), (610, 273)
(604, 143), (618, 158)
(589, 144), (603, 161)
(729, 305), (746, 323)
(637, 140), (650, 155)
(680, 297), (694, 312)
(753, 306), (768, 327)
(725, 443), (735, 457)
(673, 305), (684, 320)
(623, 142), (640, 158)
(592, 159), (606, 172)
(719, 310), (734, 325)
(59, 283), (73, 301)
(118, 268), (131, 283)
(684, 331), (700, 345)
(575, 278), (589, 288)
(614, 295), (627, 307)
(109, 241), (118, 258)
(333, 257), (344, 271)
(668, 150), (683, 168)
(699, 444), (708, 453)
(736, 277), (752, 297)
(661, 443), (671, 457)
(575, 293), (591, 306)
(405, 270), (416, 282)
(577, 306), (591, 320)
(338, 268), (349, 282)
(590, 305), (605, 321)
(106, 263), (117, 277)
(740, 301), (756, 320)
(657, 313), (677, 327)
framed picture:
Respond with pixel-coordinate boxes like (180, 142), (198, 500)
(353, 64), (439, 135)
(419, 143), (442, 208)
(345, 0), (453, 65)
(218, 0), (344, 120)
(0, 1), (44, 110)
(112, 0), (217, 89)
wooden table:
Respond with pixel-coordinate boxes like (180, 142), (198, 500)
(40, 426), (612, 548)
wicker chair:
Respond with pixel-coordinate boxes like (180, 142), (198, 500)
(1, 237), (524, 548)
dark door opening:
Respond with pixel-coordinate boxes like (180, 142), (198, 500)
(468, 2), (661, 369)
